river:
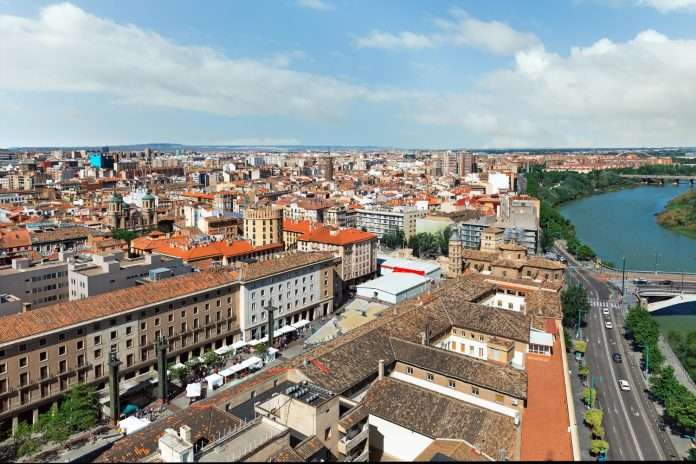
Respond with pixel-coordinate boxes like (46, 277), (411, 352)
(561, 184), (696, 273)
(561, 183), (696, 332)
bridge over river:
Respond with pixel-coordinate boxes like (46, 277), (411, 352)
(619, 174), (696, 184)
(637, 286), (696, 313)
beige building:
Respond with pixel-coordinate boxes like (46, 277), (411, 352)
(243, 203), (282, 247)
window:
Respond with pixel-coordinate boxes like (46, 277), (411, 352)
(141, 321), (147, 330)
(324, 426), (332, 441)
(94, 349), (102, 359)
(168, 314), (173, 322)
(126, 339), (133, 349)
(59, 360), (67, 373)
(18, 357), (27, 368)
(0, 363), (5, 374)
(110, 344), (117, 353)
(94, 335), (102, 345)
(448, 380), (456, 388)
(426, 373), (434, 381)
(39, 351), (47, 362)
(77, 354), (85, 367)
(126, 326), (132, 335)
(77, 340), (84, 350)
(95, 365), (103, 378)
(154, 317), (160, 326)
(406, 366), (413, 375)
(110, 331), (117, 340)
(471, 386), (480, 395)
(19, 372), (28, 386)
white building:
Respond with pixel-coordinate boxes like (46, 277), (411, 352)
(356, 273), (431, 305)
(68, 251), (192, 300)
(378, 255), (442, 282)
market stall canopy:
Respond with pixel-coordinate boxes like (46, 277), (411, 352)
(186, 383), (202, 398)
(205, 373), (224, 388)
(118, 416), (151, 435)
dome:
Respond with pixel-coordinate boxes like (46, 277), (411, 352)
(142, 192), (155, 201)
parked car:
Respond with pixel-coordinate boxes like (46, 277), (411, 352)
(618, 379), (631, 391)
(605, 321), (613, 329)
(633, 278), (648, 285)
(602, 307), (610, 315)
(612, 353), (622, 363)
(659, 280), (673, 286)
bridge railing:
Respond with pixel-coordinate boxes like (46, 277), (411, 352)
(597, 261), (696, 277)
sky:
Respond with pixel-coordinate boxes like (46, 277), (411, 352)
(2, 0), (696, 149)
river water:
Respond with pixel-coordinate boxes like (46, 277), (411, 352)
(561, 184), (696, 273)
(561, 184), (696, 332)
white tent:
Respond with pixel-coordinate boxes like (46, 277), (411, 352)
(231, 340), (248, 350)
(186, 383), (202, 398)
(276, 325), (297, 336)
(118, 416), (151, 435)
(242, 356), (263, 370)
(205, 373), (224, 388)
(248, 336), (268, 347)
(292, 319), (310, 329)
(214, 345), (232, 355)
(266, 347), (279, 361)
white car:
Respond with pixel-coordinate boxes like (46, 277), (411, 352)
(605, 321), (613, 329)
(602, 308), (610, 315)
(619, 379), (631, 391)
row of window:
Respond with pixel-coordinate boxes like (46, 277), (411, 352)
(404, 366), (509, 404)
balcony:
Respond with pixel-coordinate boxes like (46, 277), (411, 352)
(337, 423), (368, 456)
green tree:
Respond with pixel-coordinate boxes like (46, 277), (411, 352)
(650, 365), (686, 403)
(666, 393), (696, 432)
(169, 364), (191, 384)
(590, 440), (609, 456)
(202, 351), (219, 367)
(574, 340), (587, 354)
(59, 383), (99, 433)
(584, 408), (603, 430)
(111, 228), (139, 246)
(561, 284), (590, 330)
(14, 421), (39, 457)
(578, 365), (590, 380)
(381, 229), (406, 249)
(255, 342), (268, 356)
(583, 387), (596, 407)
(688, 447), (696, 461)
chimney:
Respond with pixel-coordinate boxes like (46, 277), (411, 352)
(21, 302), (31, 313)
(179, 425), (192, 444)
(378, 359), (384, 380)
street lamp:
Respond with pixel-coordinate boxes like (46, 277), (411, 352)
(621, 257), (626, 297)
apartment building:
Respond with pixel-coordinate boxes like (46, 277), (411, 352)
(296, 227), (378, 285)
(243, 203), (282, 247)
(238, 251), (338, 342)
(68, 251), (192, 300)
(0, 255), (71, 309)
(96, 273), (572, 462)
(0, 270), (241, 432)
(355, 206), (424, 240)
(30, 226), (103, 256)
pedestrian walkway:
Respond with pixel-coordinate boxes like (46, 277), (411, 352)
(658, 335), (696, 395)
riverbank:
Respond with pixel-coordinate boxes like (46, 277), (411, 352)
(656, 189), (696, 239)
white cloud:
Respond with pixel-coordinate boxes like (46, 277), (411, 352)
(354, 30), (436, 49)
(353, 9), (540, 55)
(296, 0), (333, 11)
(0, 3), (366, 120)
(638, 0), (696, 12)
(410, 30), (696, 147)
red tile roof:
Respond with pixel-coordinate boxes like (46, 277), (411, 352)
(0, 227), (31, 249)
(282, 219), (314, 235)
(298, 226), (376, 246)
(521, 321), (573, 461)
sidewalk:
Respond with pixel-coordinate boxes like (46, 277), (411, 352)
(658, 335), (696, 395)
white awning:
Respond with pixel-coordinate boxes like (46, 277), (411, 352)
(248, 336), (268, 346)
(219, 366), (239, 377)
(205, 373), (224, 388)
(242, 356), (263, 370)
(292, 319), (310, 329)
(268, 347), (279, 355)
(231, 340), (248, 350)
(118, 416), (151, 435)
(214, 345), (232, 355)
(276, 325), (297, 335)
(186, 383), (202, 398)
(530, 331), (554, 347)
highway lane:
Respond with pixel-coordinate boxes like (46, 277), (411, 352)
(559, 248), (674, 460)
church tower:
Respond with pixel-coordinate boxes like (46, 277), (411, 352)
(448, 225), (464, 277)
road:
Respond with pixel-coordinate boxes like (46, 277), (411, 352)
(558, 246), (678, 461)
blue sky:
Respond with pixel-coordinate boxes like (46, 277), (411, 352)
(2, 0), (696, 148)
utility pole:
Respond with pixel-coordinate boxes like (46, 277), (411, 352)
(621, 256), (626, 296)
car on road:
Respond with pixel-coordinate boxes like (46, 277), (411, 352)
(659, 279), (673, 286)
(657, 420), (666, 431)
(605, 321), (613, 329)
(559, 256), (568, 264)
(618, 379), (631, 391)
(602, 307), (609, 315)
(633, 278), (648, 285)
(612, 353), (622, 363)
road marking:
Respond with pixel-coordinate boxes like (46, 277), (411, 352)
(570, 266), (646, 460)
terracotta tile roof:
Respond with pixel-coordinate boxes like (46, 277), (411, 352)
(521, 324), (573, 461)
(293, 435), (325, 459)
(390, 338), (528, 399)
(30, 226), (104, 244)
(133, 235), (282, 262)
(239, 251), (336, 283)
(362, 378), (518, 460)
(0, 270), (238, 346)
(461, 249), (498, 262)
(298, 226), (376, 246)
(0, 227), (31, 249)
(95, 404), (243, 462)
(525, 289), (563, 320)
(282, 219), (314, 235)
(525, 256), (566, 270)
(415, 439), (491, 462)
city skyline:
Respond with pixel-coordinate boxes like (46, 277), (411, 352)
(3, 1), (696, 148)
